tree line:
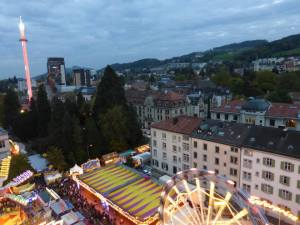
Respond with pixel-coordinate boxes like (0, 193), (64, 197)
(1, 66), (143, 171)
(211, 68), (300, 103)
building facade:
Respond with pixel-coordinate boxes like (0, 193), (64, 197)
(0, 128), (9, 160)
(151, 117), (300, 221)
(73, 69), (91, 87)
(211, 98), (300, 130)
(47, 57), (66, 86)
(150, 116), (201, 176)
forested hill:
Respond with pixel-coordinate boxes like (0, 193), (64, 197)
(105, 33), (300, 71)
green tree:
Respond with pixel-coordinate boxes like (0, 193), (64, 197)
(267, 90), (292, 103)
(100, 105), (129, 153)
(3, 89), (20, 130)
(45, 147), (68, 171)
(76, 92), (85, 110)
(229, 77), (245, 96)
(36, 84), (51, 137)
(211, 69), (232, 87)
(93, 66), (126, 117)
(72, 116), (86, 163)
(84, 117), (103, 157)
(6, 154), (34, 183)
(253, 71), (278, 95)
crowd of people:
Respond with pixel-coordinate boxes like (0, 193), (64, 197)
(50, 178), (115, 225)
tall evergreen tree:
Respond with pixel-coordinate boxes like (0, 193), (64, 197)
(3, 89), (20, 130)
(84, 117), (103, 157)
(36, 84), (51, 137)
(93, 65), (127, 117)
(72, 116), (86, 163)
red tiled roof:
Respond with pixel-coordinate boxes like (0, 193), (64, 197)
(151, 116), (202, 135)
(154, 91), (185, 102)
(266, 103), (300, 118)
(211, 99), (245, 114)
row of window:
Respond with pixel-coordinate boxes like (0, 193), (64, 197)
(0, 140), (5, 148)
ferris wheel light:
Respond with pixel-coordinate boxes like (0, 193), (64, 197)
(207, 170), (215, 174)
(227, 180), (235, 186)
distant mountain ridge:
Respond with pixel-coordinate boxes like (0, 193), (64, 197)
(33, 33), (300, 78)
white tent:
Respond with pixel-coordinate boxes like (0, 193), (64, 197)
(28, 154), (48, 172)
(159, 175), (172, 185)
(44, 171), (62, 185)
(132, 152), (151, 164)
(69, 164), (83, 175)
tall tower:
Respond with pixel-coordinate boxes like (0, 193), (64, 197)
(18, 17), (33, 100)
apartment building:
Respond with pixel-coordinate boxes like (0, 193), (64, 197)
(240, 126), (300, 218)
(190, 121), (250, 186)
(151, 117), (300, 221)
(211, 98), (300, 130)
(126, 89), (188, 128)
(150, 116), (201, 176)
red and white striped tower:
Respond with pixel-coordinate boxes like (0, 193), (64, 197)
(18, 17), (33, 100)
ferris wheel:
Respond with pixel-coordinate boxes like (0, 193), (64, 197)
(159, 169), (268, 225)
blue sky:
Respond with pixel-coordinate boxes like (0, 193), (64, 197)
(0, 0), (299, 78)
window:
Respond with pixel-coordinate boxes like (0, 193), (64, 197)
(161, 162), (168, 171)
(242, 184), (251, 193)
(224, 151), (227, 155)
(153, 149), (157, 157)
(163, 152), (167, 160)
(270, 119), (275, 126)
(243, 159), (252, 168)
(230, 147), (238, 153)
(152, 159), (159, 167)
(152, 140), (157, 147)
(193, 152), (197, 159)
(261, 183), (273, 194)
(296, 195), (300, 204)
(280, 162), (294, 172)
(183, 143), (189, 152)
(217, 113), (220, 119)
(215, 146), (220, 153)
(178, 136), (181, 142)
(262, 171), (274, 181)
(225, 114), (228, 120)
(203, 143), (207, 150)
(183, 154), (190, 162)
(297, 180), (300, 189)
(203, 154), (207, 162)
(215, 158), (219, 165)
(173, 166), (177, 174)
(243, 171), (251, 181)
(172, 145), (177, 153)
(193, 162), (197, 168)
(203, 165), (207, 170)
(215, 169), (219, 174)
(193, 141), (197, 148)
(162, 142), (166, 150)
(230, 168), (237, 177)
(233, 115), (238, 121)
(224, 163), (226, 167)
(183, 135), (189, 141)
(256, 171), (259, 177)
(279, 175), (290, 186)
(172, 135), (176, 142)
(230, 156), (238, 164)
(153, 131), (156, 137)
(173, 155), (177, 163)
(263, 157), (275, 167)
(279, 189), (292, 200)
(183, 164), (189, 170)
(0, 141), (5, 148)
(162, 133), (166, 139)
(256, 158), (260, 163)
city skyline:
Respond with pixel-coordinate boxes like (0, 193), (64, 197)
(0, 0), (300, 78)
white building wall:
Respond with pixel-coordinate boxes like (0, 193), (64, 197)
(240, 147), (300, 217)
(150, 128), (191, 176)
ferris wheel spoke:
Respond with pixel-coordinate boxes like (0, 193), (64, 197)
(206, 181), (215, 225)
(182, 180), (202, 225)
(224, 208), (248, 225)
(195, 178), (205, 224)
(212, 192), (232, 225)
(166, 196), (192, 223)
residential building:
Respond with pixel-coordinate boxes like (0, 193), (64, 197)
(150, 116), (201, 176)
(126, 89), (188, 128)
(47, 57), (66, 86)
(73, 69), (91, 87)
(211, 98), (300, 130)
(191, 120), (250, 186)
(240, 126), (300, 218)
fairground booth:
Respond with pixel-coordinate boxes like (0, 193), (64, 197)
(73, 164), (161, 225)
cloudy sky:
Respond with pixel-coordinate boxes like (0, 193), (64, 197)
(0, 0), (299, 78)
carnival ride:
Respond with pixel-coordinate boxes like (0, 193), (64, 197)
(159, 168), (269, 225)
